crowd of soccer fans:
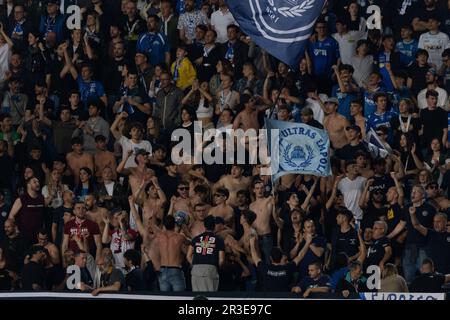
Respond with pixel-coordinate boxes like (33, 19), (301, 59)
(0, 0), (449, 297)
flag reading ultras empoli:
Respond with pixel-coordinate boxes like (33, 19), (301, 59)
(226, 0), (326, 67)
(265, 119), (332, 180)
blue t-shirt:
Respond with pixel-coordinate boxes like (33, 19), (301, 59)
(396, 40), (418, 67)
(332, 84), (358, 120)
(136, 32), (170, 66)
(366, 110), (397, 143)
(363, 87), (385, 118)
(391, 86), (411, 113)
(308, 37), (340, 78)
(376, 52), (395, 92)
(77, 76), (105, 105)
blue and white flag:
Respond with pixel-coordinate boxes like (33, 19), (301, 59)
(226, 0), (326, 67)
(265, 119), (331, 180)
(364, 128), (391, 159)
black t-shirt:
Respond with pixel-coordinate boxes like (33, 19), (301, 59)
(0, 203), (10, 243)
(369, 174), (395, 194)
(52, 206), (73, 247)
(419, 108), (448, 148)
(332, 227), (360, 262)
(191, 231), (225, 267)
(2, 235), (27, 273)
(257, 261), (297, 292)
(298, 274), (332, 292)
(407, 63), (430, 96)
(0, 268), (11, 291)
(404, 202), (436, 247)
(21, 261), (46, 290)
(99, 268), (126, 291)
(0, 154), (13, 190)
(125, 267), (145, 292)
(427, 230), (450, 274)
(362, 202), (387, 231)
(336, 143), (367, 161)
(365, 236), (390, 269)
(385, 203), (405, 234)
(412, 5), (446, 25)
(390, 115), (420, 144)
(410, 273), (446, 293)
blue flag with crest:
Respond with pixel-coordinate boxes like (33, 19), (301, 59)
(226, 0), (326, 67)
(265, 119), (331, 180)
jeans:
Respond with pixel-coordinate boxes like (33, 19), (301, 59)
(245, 264), (258, 292)
(259, 234), (273, 264)
(158, 267), (186, 292)
(402, 244), (428, 283)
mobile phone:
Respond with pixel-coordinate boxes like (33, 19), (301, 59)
(355, 220), (360, 232)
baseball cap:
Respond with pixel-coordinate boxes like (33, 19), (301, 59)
(46, 0), (60, 5)
(325, 97), (339, 105)
(135, 149), (150, 157)
(427, 68), (437, 76)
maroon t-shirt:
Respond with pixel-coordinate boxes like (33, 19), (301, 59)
(64, 219), (100, 255)
(17, 192), (45, 243)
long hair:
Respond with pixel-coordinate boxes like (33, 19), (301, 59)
(382, 263), (398, 279)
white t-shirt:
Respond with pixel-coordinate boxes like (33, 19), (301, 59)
(338, 176), (367, 220)
(418, 32), (450, 70)
(110, 229), (137, 269)
(417, 86), (449, 111)
(332, 30), (365, 65)
(119, 136), (152, 169)
(42, 184), (69, 209)
(211, 9), (237, 44)
(104, 181), (115, 196)
(305, 94), (327, 124)
(0, 43), (11, 85)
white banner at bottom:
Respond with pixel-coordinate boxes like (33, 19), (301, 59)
(360, 292), (445, 300)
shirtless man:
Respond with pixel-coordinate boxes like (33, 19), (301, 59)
(238, 210), (258, 266)
(37, 229), (61, 266)
(188, 202), (207, 238)
(66, 137), (94, 185)
(85, 194), (109, 232)
(134, 176), (167, 228)
(350, 101), (366, 138)
(129, 196), (161, 273)
(249, 180), (282, 263)
(168, 181), (192, 216)
(154, 215), (189, 292)
(214, 164), (251, 207)
(208, 188), (235, 230)
(323, 98), (350, 150)
(94, 135), (117, 183)
(232, 94), (268, 131)
(117, 149), (153, 196)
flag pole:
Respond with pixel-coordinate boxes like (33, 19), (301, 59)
(267, 75), (288, 119)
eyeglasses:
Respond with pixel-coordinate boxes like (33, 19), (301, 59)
(178, 187), (189, 191)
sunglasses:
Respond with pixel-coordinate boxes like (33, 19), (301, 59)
(427, 185), (438, 189)
(214, 194), (224, 197)
(178, 187), (189, 191)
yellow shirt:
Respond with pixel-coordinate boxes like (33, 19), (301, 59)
(171, 57), (196, 90)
